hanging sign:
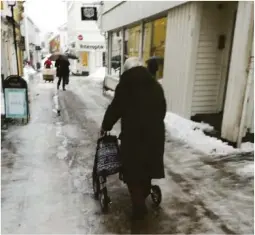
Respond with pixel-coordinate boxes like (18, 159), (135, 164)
(3, 75), (29, 121)
(81, 7), (98, 21)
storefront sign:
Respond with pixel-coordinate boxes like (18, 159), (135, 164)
(49, 35), (60, 53)
(80, 44), (104, 50)
(3, 76), (29, 120)
(5, 88), (27, 118)
(81, 7), (98, 21)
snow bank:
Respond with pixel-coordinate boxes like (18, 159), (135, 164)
(23, 66), (37, 84)
(105, 90), (114, 97)
(164, 112), (249, 155)
(87, 67), (106, 82)
(240, 142), (254, 152)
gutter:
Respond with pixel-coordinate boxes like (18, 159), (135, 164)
(102, 1), (126, 15)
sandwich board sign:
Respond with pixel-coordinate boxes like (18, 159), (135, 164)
(3, 75), (29, 122)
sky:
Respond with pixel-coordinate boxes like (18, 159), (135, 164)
(25, 0), (67, 34)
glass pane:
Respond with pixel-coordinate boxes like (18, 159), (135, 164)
(110, 31), (122, 77)
(143, 17), (167, 80)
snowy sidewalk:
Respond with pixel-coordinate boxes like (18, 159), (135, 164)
(1, 70), (254, 234)
(62, 71), (253, 234)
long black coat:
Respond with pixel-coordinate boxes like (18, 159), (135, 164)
(102, 66), (166, 182)
(55, 58), (70, 77)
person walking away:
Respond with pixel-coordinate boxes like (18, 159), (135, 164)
(55, 56), (70, 91)
(147, 56), (158, 79)
(44, 58), (52, 69)
(100, 57), (166, 220)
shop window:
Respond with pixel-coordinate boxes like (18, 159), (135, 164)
(81, 51), (88, 67)
(110, 31), (122, 77)
(143, 17), (167, 80)
(125, 25), (141, 58)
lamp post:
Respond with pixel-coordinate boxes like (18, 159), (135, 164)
(7, 0), (19, 75)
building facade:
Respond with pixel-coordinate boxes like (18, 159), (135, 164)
(1, 0), (25, 78)
(24, 16), (41, 69)
(100, 1), (254, 146)
(67, 1), (105, 76)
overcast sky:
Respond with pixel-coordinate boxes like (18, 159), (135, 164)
(25, 0), (67, 34)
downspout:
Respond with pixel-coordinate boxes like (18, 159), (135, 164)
(237, 39), (254, 147)
(23, 2), (30, 62)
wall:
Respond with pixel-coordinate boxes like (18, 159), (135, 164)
(67, 1), (104, 44)
(101, 1), (186, 32)
(221, 1), (254, 142)
(102, 1), (122, 14)
(191, 2), (237, 115)
(162, 2), (201, 118)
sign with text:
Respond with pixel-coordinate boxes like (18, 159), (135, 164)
(81, 7), (98, 21)
(3, 75), (29, 121)
(4, 88), (27, 118)
(80, 44), (105, 51)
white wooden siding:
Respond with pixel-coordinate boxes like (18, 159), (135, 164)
(101, 1), (186, 32)
(245, 40), (254, 134)
(191, 2), (237, 115)
(221, 1), (254, 142)
(162, 2), (202, 118)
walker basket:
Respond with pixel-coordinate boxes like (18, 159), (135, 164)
(95, 134), (121, 177)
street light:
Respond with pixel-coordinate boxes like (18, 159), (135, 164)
(7, 0), (20, 75)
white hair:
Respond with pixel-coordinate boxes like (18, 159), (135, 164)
(123, 57), (144, 72)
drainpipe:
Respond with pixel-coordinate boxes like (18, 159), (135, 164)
(23, 2), (30, 62)
(237, 40), (254, 147)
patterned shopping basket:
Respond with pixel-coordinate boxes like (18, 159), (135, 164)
(95, 134), (122, 176)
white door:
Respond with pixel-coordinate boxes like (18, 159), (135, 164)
(191, 2), (238, 115)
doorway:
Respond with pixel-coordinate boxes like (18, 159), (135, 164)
(191, 2), (238, 136)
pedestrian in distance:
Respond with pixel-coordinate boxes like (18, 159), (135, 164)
(44, 58), (52, 69)
(100, 57), (167, 220)
(55, 55), (70, 91)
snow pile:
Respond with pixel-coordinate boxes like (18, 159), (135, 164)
(236, 163), (254, 178)
(164, 112), (246, 155)
(87, 67), (106, 82)
(240, 142), (254, 152)
(23, 66), (37, 84)
(105, 90), (114, 97)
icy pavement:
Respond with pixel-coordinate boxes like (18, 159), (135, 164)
(1, 73), (254, 234)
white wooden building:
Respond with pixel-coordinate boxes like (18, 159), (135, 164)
(67, 1), (105, 76)
(101, 1), (254, 146)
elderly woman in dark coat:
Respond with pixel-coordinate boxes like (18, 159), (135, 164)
(101, 57), (166, 220)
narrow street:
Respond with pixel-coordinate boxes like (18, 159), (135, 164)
(1, 74), (254, 234)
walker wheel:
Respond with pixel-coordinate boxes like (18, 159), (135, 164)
(150, 185), (162, 206)
(92, 171), (100, 200)
(99, 187), (110, 213)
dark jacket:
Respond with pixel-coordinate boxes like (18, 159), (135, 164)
(55, 58), (70, 77)
(147, 58), (158, 76)
(102, 66), (166, 182)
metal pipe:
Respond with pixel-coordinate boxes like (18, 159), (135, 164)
(11, 6), (19, 75)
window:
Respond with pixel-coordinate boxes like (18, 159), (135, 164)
(142, 17), (167, 80)
(125, 25), (141, 58)
(110, 31), (122, 77)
